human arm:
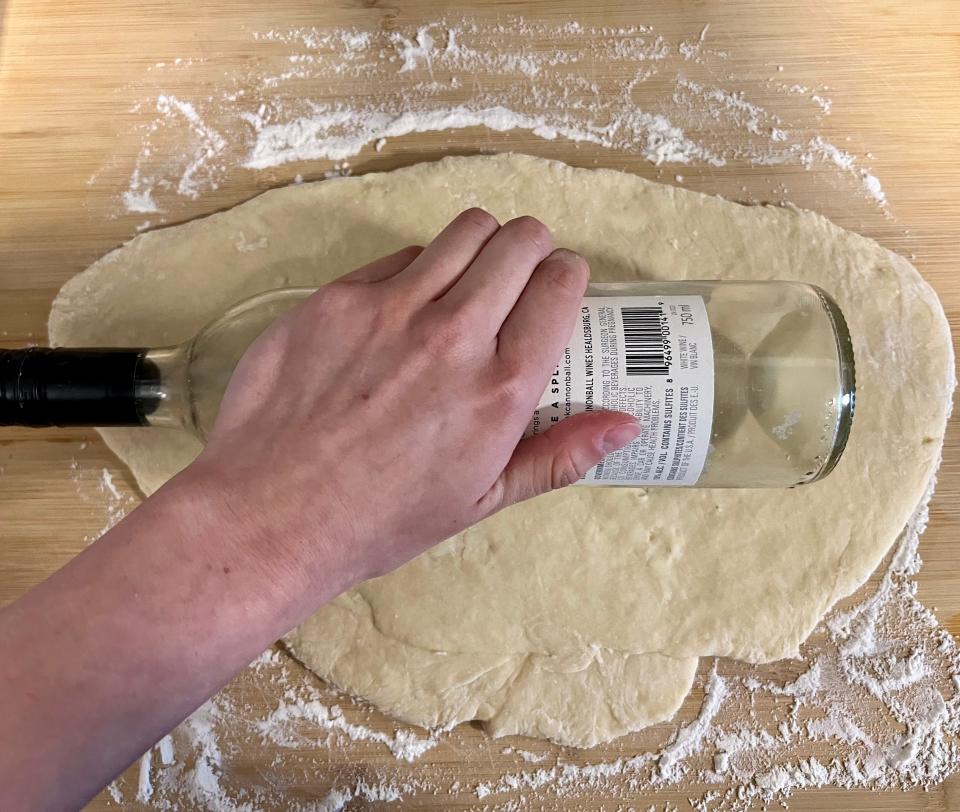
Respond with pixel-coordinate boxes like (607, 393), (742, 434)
(0, 210), (641, 810)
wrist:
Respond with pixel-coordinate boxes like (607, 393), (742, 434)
(155, 458), (360, 613)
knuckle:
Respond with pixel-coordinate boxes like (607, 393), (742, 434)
(424, 310), (473, 354)
(307, 282), (353, 312)
(475, 478), (506, 516)
(550, 448), (584, 490)
(500, 351), (535, 386)
(506, 216), (553, 253)
(492, 370), (528, 409)
(542, 252), (589, 295)
(399, 244), (425, 261)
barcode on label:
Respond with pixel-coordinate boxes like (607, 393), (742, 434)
(621, 306), (671, 376)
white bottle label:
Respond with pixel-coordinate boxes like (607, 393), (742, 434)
(527, 295), (715, 486)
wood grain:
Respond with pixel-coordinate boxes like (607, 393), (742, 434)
(1, 1), (958, 809)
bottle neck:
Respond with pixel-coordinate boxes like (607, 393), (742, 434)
(139, 346), (192, 430)
(0, 347), (175, 428)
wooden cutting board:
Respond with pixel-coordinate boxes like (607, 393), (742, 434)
(1, 1), (958, 809)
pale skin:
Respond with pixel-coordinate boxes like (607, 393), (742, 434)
(0, 209), (641, 810)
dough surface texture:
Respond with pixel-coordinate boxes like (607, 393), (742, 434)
(49, 154), (954, 747)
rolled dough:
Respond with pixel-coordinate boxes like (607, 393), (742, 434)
(49, 154), (954, 747)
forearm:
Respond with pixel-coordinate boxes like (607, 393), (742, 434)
(0, 464), (350, 810)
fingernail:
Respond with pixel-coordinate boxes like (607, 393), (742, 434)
(601, 422), (642, 454)
(550, 248), (589, 272)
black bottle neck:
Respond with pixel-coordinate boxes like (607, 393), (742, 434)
(0, 348), (161, 427)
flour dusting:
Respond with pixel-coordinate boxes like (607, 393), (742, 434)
(135, 747), (153, 803)
(68, 453), (136, 543)
(256, 692), (437, 761)
(657, 666), (728, 782)
(103, 480), (959, 811)
(107, 17), (889, 222)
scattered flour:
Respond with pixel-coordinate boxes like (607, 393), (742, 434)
(862, 171), (888, 205)
(812, 94), (833, 115)
(256, 692), (437, 761)
(106, 781), (123, 804)
(109, 17), (888, 219)
(121, 168), (159, 214)
(157, 734), (175, 766)
(242, 103), (722, 169)
(502, 746), (549, 763)
(69, 454), (136, 542)
(136, 747), (153, 803)
(100, 468), (122, 500)
(115, 653), (421, 811)
(102, 480), (958, 810)
(657, 667), (729, 781)
(154, 95), (227, 200)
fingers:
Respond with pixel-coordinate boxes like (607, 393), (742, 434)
(496, 248), (590, 377)
(394, 208), (500, 296)
(440, 216), (555, 332)
(339, 245), (424, 283)
(481, 411), (641, 510)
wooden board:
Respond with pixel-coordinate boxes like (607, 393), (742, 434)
(1, 1), (958, 809)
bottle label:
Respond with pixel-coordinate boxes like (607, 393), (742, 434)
(527, 295), (715, 486)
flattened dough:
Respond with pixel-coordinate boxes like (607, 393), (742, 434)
(49, 154), (954, 747)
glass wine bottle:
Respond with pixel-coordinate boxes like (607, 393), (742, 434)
(0, 281), (854, 488)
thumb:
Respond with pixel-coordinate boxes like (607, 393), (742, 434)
(486, 411), (642, 511)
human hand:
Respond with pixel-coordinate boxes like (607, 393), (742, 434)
(193, 209), (641, 588)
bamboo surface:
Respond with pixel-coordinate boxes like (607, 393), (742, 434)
(1, 1), (958, 809)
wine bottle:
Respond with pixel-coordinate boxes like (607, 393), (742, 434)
(0, 282), (854, 488)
